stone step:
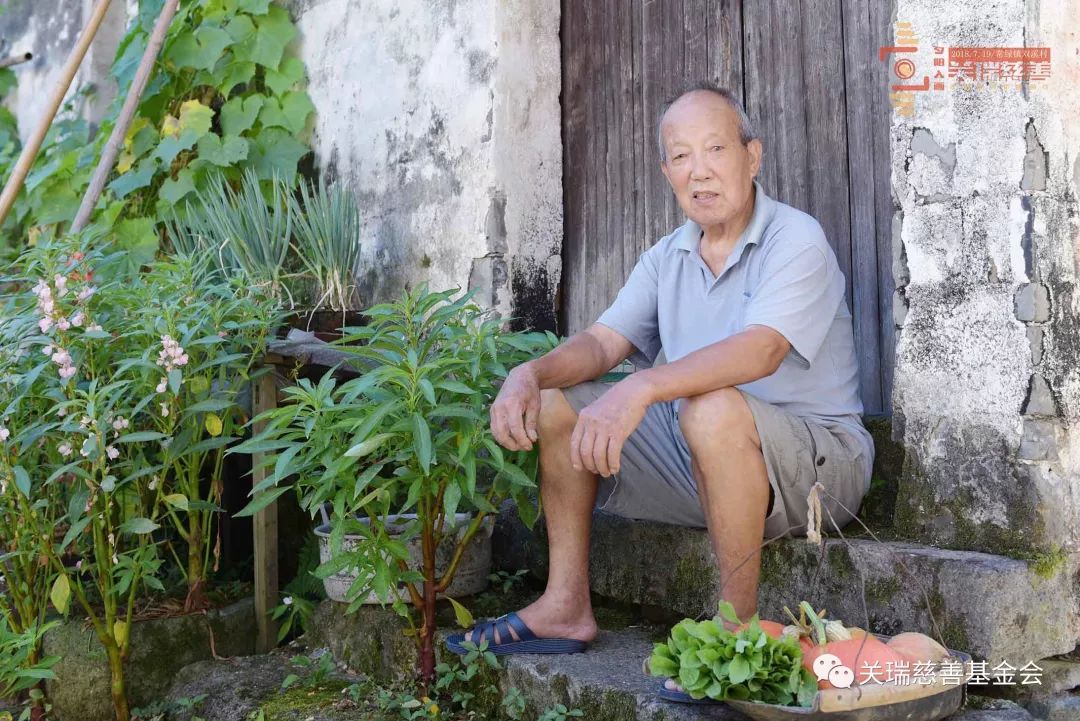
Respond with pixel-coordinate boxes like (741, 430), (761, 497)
(492, 507), (1080, 666)
(298, 601), (1036, 721)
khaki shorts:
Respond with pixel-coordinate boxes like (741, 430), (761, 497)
(561, 381), (870, 539)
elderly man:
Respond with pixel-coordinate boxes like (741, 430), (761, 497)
(447, 82), (873, 671)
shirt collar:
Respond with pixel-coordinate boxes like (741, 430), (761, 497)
(673, 180), (774, 256)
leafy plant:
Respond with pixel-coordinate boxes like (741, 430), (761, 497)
(1, 0), (314, 263)
(234, 287), (554, 686)
(287, 173), (362, 312)
(538, 704), (584, 721)
(165, 168), (294, 303)
(649, 601), (817, 706)
(1, 231), (281, 720)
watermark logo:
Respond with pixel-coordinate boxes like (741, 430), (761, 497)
(812, 655), (1044, 687)
(879, 21), (1052, 116)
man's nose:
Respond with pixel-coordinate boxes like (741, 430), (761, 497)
(689, 154), (712, 180)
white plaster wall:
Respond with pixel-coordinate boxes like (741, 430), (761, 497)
(291, 0), (562, 323)
(892, 0), (1080, 551)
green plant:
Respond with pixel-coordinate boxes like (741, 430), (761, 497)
(165, 168), (294, 303)
(1, 231), (281, 720)
(131, 693), (207, 721)
(487, 569), (530, 594)
(235, 287), (553, 686)
(649, 601), (817, 706)
(287, 173), (362, 312)
(2, 0), (314, 261)
(281, 651), (337, 691)
(537, 705), (584, 721)
(270, 534), (323, 641)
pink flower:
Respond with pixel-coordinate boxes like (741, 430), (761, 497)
(70, 312), (85, 328)
(86, 324), (103, 333)
(38, 317), (53, 333)
(53, 274), (68, 297)
(77, 286), (96, 302)
(159, 403), (170, 418)
(56, 318), (71, 331)
(51, 350), (71, 366)
(42, 345), (53, 356)
(112, 417), (129, 431)
(0, 427), (9, 442)
(58, 443), (73, 457)
(157, 335), (189, 372)
(156, 378), (168, 394)
(106, 446), (119, 460)
(58, 365), (77, 380)
(149, 476), (159, 491)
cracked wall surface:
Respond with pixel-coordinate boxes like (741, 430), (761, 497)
(285, 0), (562, 327)
(892, 0), (1080, 554)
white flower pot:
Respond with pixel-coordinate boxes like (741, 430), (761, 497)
(314, 511), (494, 604)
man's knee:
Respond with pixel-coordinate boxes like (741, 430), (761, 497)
(678, 387), (760, 452)
(537, 387), (577, 438)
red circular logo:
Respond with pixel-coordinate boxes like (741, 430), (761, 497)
(894, 59), (916, 80)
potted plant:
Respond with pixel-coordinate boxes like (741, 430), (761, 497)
(236, 286), (554, 686)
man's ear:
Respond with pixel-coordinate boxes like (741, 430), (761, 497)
(747, 138), (763, 177)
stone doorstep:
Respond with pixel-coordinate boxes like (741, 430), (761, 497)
(492, 508), (1080, 666)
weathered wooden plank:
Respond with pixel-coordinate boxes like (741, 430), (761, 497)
(560, 0), (588, 333)
(802, 0), (852, 286)
(252, 369), (279, 653)
(743, 0), (809, 212)
(842, 0), (885, 414)
(705, 0), (743, 97)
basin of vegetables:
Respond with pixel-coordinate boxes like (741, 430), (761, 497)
(648, 601), (972, 721)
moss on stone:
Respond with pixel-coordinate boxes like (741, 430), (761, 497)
(665, 553), (716, 614)
(864, 577), (902, 607)
(1026, 547), (1068, 580)
(253, 681), (350, 720)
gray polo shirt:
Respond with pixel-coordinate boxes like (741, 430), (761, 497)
(596, 181), (874, 487)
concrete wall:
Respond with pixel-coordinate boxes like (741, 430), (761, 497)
(891, 0), (1080, 555)
(1, 0), (563, 329)
(286, 0), (562, 329)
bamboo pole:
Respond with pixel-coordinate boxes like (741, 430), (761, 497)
(71, 0), (180, 233)
(0, 52), (33, 70)
(0, 0), (114, 229)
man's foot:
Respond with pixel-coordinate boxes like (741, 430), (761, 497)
(456, 591), (598, 650)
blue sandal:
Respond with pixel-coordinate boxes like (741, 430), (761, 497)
(445, 612), (588, 656)
(657, 682), (723, 705)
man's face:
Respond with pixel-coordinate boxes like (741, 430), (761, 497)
(659, 92), (762, 230)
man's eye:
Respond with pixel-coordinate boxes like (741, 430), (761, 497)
(711, 145), (723, 151)
(673, 154), (686, 160)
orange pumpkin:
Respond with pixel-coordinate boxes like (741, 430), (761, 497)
(803, 637), (909, 689)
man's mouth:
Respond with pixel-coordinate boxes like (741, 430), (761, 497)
(692, 191), (718, 200)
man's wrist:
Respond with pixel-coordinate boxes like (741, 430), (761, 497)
(622, 369), (662, 405)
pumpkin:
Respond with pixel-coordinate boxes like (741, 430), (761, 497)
(792, 602), (908, 689)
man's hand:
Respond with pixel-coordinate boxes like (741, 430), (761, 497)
(490, 364), (542, 451)
(570, 375), (654, 477)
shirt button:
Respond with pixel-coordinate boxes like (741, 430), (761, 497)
(816, 457), (826, 466)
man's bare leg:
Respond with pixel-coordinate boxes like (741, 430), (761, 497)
(679, 387), (770, 618)
(466, 388), (600, 645)
(665, 387), (771, 691)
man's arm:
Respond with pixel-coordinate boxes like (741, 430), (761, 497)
(630, 325), (790, 405)
(490, 325), (636, 451)
(567, 325), (790, 475)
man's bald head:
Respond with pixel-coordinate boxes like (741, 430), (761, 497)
(657, 82), (756, 161)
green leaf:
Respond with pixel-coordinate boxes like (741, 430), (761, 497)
(447, 596), (474, 629)
(215, 61), (258, 96)
(168, 368), (183, 394)
(119, 517), (160, 535)
(236, 0), (272, 14)
(164, 493), (189, 511)
(717, 600), (741, 626)
(12, 466), (30, 498)
(344, 433), (393, 458)
(235, 485), (291, 517)
(50, 575), (70, 615)
(250, 127), (309, 183)
(108, 157), (157, 199)
(232, 4), (297, 69)
(220, 95), (266, 135)
(117, 431), (167, 443)
(158, 167), (198, 206)
(435, 380), (475, 395)
(224, 13), (256, 42)
(264, 57), (305, 96)
(258, 91), (314, 134)
(412, 414), (432, 473)
(443, 481), (461, 520)
(728, 655), (752, 685)
(196, 133), (249, 166)
(114, 216), (159, 269)
(167, 24), (232, 71)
